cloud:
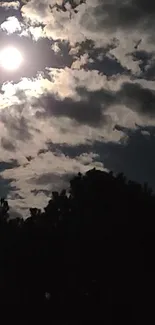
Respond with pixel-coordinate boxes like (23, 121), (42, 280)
(20, 0), (155, 76)
(1, 149), (104, 216)
(28, 26), (45, 40)
(30, 73), (155, 127)
(30, 188), (51, 196)
(127, 50), (153, 76)
(51, 41), (62, 54)
(30, 172), (71, 187)
(3, 120), (155, 216)
(0, 66), (112, 107)
(1, 137), (16, 152)
(20, 1), (147, 41)
(1, 16), (22, 33)
(93, 0), (155, 31)
(1, 67), (155, 144)
(117, 82), (155, 117)
(1, 0), (155, 217)
(34, 92), (114, 127)
(0, 2), (20, 10)
(37, 123), (155, 192)
(0, 76), (154, 216)
(71, 53), (92, 69)
(0, 109), (33, 141)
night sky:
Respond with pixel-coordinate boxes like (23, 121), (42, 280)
(0, 0), (155, 216)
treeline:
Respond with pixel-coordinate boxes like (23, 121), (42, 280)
(0, 168), (155, 320)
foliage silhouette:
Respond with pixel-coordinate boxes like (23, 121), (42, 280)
(0, 168), (155, 320)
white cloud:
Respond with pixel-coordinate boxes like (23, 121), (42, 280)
(28, 26), (46, 40)
(1, 16), (22, 34)
(51, 42), (61, 54)
(0, 1), (20, 10)
(71, 53), (92, 69)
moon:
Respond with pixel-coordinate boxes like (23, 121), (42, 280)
(0, 47), (23, 71)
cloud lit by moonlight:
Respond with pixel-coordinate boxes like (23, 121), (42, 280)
(0, 47), (23, 70)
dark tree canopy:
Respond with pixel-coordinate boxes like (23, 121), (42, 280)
(0, 168), (154, 321)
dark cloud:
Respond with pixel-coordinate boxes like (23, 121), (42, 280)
(125, 49), (155, 80)
(33, 86), (115, 127)
(33, 80), (155, 127)
(67, 37), (131, 77)
(71, 39), (119, 57)
(128, 50), (154, 75)
(35, 95), (104, 126)
(141, 57), (155, 81)
(1, 137), (16, 151)
(38, 140), (94, 159)
(28, 172), (74, 193)
(0, 112), (32, 141)
(118, 82), (155, 116)
(30, 172), (72, 186)
(31, 188), (51, 196)
(10, 192), (24, 200)
(89, 0), (155, 32)
(72, 39), (127, 76)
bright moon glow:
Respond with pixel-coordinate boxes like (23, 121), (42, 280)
(0, 47), (23, 71)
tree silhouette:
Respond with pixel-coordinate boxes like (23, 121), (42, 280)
(0, 197), (9, 222)
(0, 168), (154, 321)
